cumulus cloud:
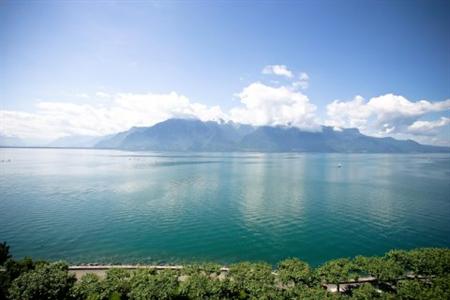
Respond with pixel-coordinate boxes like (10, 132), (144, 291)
(325, 95), (372, 130)
(262, 65), (294, 78)
(326, 93), (450, 136)
(262, 65), (309, 90)
(230, 82), (318, 129)
(95, 91), (111, 98)
(0, 92), (226, 140)
(407, 117), (450, 135)
(3, 88), (448, 143)
(1, 65), (449, 146)
(292, 72), (310, 90)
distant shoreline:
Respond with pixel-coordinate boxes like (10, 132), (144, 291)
(1, 145), (450, 154)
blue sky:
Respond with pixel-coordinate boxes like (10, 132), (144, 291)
(1, 0), (449, 145)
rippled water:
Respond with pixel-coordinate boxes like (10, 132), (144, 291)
(0, 148), (449, 265)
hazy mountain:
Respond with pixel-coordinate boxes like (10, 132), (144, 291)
(240, 125), (446, 153)
(48, 135), (106, 148)
(95, 127), (148, 149)
(0, 135), (27, 147)
(94, 118), (450, 153)
(97, 119), (254, 151)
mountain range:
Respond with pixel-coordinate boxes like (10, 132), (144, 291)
(92, 119), (450, 153)
(1, 118), (449, 153)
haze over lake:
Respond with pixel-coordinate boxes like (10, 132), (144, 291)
(1, 148), (449, 266)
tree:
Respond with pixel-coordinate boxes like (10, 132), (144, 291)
(282, 285), (342, 299)
(350, 283), (386, 300)
(317, 258), (357, 293)
(277, 258), (317, 287)
(128, 269), (179, 300)
(407, 248), (450, 276)
(101, 268), (132, 300)
(8, 262), (76, 300)
(353, 256), (403, 286)
(1, 257), (36, 300)
(396, 275), (450, 300)
(179, 271), (230, 299)
(0, 242), (11, 266)
(178, 263), (231, 299)
(228, 262), (277, 299)
(1, 247), (449, 299)
(72, 273), (103, 300)
(385, 249), (411, 272)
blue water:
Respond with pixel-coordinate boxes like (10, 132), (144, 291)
(0, 148), (449, 266)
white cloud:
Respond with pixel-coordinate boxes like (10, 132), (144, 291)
(368, 94), (450, 121)
(1, 63), (449, 146)
(263, 66), (309, 90)
(326, 93), (450, 136)
(0, 81), (319, 141)
(262, 65), (293, 78)
(230, 82), (318, 129)
(0, 110), (67, 140)
(292, 72), (310, 90)
(74, 93), (89, 99)
(325, 95), (372, 130)
(95, 92), (111, 98)
(407, 117), (450, 135)
(0, 92), (226, 140)
(3, 89), (448, 143)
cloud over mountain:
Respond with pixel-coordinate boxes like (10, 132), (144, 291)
(1, 66), (449, 145)
(325, 94), (450, 140)
(407, 117), (450, 135)
(0, 92), (226, 140)
(230, 82), (318, 130)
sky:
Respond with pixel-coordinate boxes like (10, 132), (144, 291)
(1, 0), (449, 145)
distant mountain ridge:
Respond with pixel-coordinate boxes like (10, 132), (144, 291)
(47, 135), (105, 148)
(4, 119), (448, 152)
(92, 118), (449, 153)
(0, 135), (27, 147)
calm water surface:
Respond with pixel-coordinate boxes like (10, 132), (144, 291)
(0, 148), (449, 266)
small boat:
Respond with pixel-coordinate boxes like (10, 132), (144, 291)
(337, 163), (342, 168)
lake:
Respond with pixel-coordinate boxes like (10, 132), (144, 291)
(0, 148), (449, 266)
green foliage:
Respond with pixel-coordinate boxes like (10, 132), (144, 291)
(349, 283), (384, 300)
(353, 256), (403, 282)
(277, 258), (317, 287)
(109, 291), (122, 300)
(127, 269), (179, 300)
(384, 249), (411, 271)
(8, 261), (76, 300)
(397, 280), (425, 300)
(386, 247), (450, 277)
(180, 272), (231, 299)
(0, 257), (37, 300)
(406, 248), (450, 276)
(101, 268), (132, 300)
(3, 257), (35, 280)
(396, 277), (450, 300)
(1, 247), (449, 299)
(181, 263), (222, 276)
(0, 242), (11, 266)
(282, 285), (342, 299)
(228, 262), (277, 299)
(72, 273), (103, 300)
(317, 258), (358, 284)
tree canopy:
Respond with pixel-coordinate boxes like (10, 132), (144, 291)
(0, 245), (449, 300)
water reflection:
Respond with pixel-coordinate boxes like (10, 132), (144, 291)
(0, 149), (449, 265)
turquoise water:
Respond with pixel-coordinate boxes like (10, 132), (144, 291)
(0, 148), (449, 266)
